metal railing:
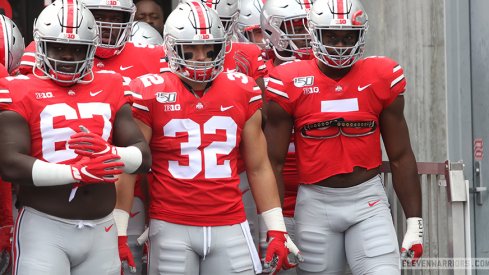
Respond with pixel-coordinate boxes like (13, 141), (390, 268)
(381, 161), (471, 275)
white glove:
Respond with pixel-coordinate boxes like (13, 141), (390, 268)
(401, 217), (423, 264)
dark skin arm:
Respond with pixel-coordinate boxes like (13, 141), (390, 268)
(112, 104), (152, 174)
(380, 96), (422, 218)
(264, 101), (294, 203)
(0, 111), (36, 185)
(113, 105), (151, 212)
(114, 116), (152, 213)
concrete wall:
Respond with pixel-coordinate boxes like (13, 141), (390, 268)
(362, 0), (447, 162)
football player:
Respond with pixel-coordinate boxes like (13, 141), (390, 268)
(0, 1), (151, 274)
(259, 1), (314, 274)
(0, 14), (24, 275)
(265, 0), (423, 274)
(129, 2), (300, 274)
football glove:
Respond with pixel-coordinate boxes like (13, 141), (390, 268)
(401, 217), (424, 265)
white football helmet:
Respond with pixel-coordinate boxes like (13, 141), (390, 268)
(236, 0), (265, 47)
(181, 0), (239, 37)
(308, 0), (368, 68)
(33, 0), (98, 85)
(82, 0), (136, 58)
(164, 1), (227, 82)
(129, 21), (163, 45)
(261, 0), (314, 61)
(0, 15), (24, 74)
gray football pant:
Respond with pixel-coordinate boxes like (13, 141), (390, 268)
(12, 207), (120, 275)
(239, 172), (259, 250)
(148, 219), (261, 275)
(295, 176), (400, 275)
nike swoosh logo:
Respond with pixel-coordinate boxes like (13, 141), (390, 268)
(81, 167), (102, 180)
(358, 84), (371, 92)
(221, 105), (234, 111)
(105, 224), (114, 232)
(368, 199), (381, 207)
(90, 90), (103, 97)
(130, 211), (140, 218)
(119, 65), (133, 71)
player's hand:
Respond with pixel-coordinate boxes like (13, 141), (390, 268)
(71, 154), (124, 184)
(401, 217), (424, 265)
(263, 230), (303, 274)
(118, 236), (136, 274)
(0, 225), (12, 275)
(67, 126), (117, 157)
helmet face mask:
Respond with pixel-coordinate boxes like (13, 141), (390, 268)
(261, 0), (315, 61)
(165, 2), (227, 83)
(309, 0), (368, 68)
(83, 0), (136, 58)
(33, 0), (99, 85)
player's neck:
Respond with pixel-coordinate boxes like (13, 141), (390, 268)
(316, 59), (352, 81)
(180, 77), (211, 98)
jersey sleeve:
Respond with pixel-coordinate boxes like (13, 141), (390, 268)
(376, 57), (407, 107)
(18, 41), (36, 75)
(246, 82), (263, 119)
(0, 77), (30, 119)
(265, 65), (295, 115)
(249, 46), (268, 80)
(130, 76), (153, 127)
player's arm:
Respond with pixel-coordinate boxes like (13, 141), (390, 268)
(263, 101), (293, 203)
(0, 110), (124, 187)
(114, 116), (152, 213)
(242, 109), (301, 274)
(380, 96), (421, 217)
(242, 109), (281, 212)
(380, 95), (423, 261)
(112, 104), (151, 174)
(0, 111), (35, 185)
(111, 111), (152, 273)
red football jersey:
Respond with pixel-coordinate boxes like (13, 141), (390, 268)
(267, 57), (406, 184)
(131, 71), (262, 226)
(224, 42), (267, 80)
(0, 72), (127, 165)
(0, 64), (8, 78)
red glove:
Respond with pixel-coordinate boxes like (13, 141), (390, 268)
(263, 231), (301, 274)
(0, 225), (12, 275)
(68, 127), (117, 157)
(71, 154), (124, 184)
(118, 236), (136, 274)
(68, 132), (117, 157)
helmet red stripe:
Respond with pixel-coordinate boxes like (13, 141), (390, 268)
(303, 0), (311, 10)
(336, 0), (345, 19)
(190, 2), (209, 35)
(64, 0), (75, 34)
